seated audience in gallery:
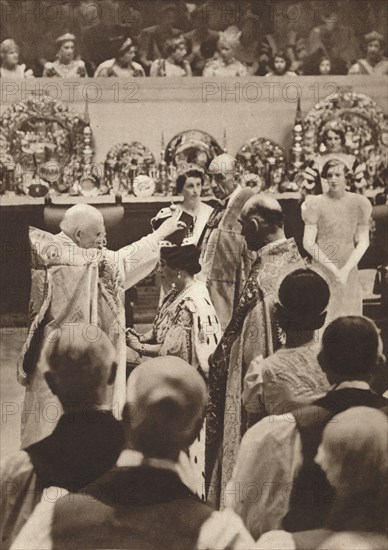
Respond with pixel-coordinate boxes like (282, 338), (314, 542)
(77, 0), (143, 70)
(227, 315), (388, 539)
(233, 5), (263, 74)
(243, 268), (330, 418)
(42, 33), (87, 78)
(12, 357), (254, 550)
(150, 36), (192, 76)
(255, 407), (388, 550)
(138, 2), (182, 73)
(94, 37), (145, 77)
(307, 0), (361, 72)
(202, 27), (248, 77)
(126, 241), (221, 499)
(349, 31), (388, 75)
(302, 48), (347, 75)
(292, 39), (310, 74)
(0, 325), (124, 549)
(0, 39), (34, 78)
(265, 51), (298, 77)
(183, 3), (219, 76)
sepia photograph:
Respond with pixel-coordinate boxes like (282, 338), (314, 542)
(0, 1), (387, 548)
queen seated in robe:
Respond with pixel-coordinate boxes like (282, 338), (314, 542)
(126, 240), (221, 500)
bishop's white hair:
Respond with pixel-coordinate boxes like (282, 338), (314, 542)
(60, 204), (104, 239)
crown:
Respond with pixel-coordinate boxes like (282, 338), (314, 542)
(159, 235), (197, 248)
(364, 30), (384, 45)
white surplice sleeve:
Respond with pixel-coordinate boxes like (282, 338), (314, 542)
(225, 416), (303, 540)
(11, 488), (69, 550)
(197, 509), (256, 550)
(106, 233), (160, 290)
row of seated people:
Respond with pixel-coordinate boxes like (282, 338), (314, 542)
(1, 151), (387, 548)
(1, 28), (387, 78)
(1, 318), (387, 549)
(1, 0), (388, 77)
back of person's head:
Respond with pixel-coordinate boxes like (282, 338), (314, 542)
(41, 324), (117, 407)
(319, 316), (382, 382)
(160, 244), (201, 276)
(375, 192), (387, 206)
(321, 407), (388, 532)
(319, 531), (388, 550)
(123, 356), (207, 460)
(242, 194), (284, 230)
(276, 269), (330, 331)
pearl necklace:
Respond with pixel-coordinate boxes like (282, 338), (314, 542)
(170, 282), (196, 303)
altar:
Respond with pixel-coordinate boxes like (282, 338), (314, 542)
(1, 75), (387, 319)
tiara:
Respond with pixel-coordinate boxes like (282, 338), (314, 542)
(320, 119), (345, 136)
(176, 163), (205, 176)
(56, 33), (76, 43)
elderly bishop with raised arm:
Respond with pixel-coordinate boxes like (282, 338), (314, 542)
(18, 204), (185, 448)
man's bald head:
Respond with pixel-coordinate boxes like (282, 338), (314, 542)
(123, 356), (207, 460)
(240, 194), (285, 251)
(60, 204), (106, 249)
(208, 154), (239, 200)
(41, 323), (117, 408)
(208, 154), (236, 175)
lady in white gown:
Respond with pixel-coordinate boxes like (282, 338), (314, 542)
(0, 39), (34, 78)
(43, 33), (87, 78)
(94, 38), (145, 77)
(302, 159), (372, 322)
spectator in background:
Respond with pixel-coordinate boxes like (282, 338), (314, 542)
(291, 38), (309, 74)
(77, 0), (142, 71)
(12, 357), (254, 550)
(265, 51), (297, 77)
(94, 37), (145, 76)
(150, 35), (191, 76)
(138, 2), (182, 73)
(184, 3), (219, 76)
(0, 39), (33, 78)
(318, 55), (332, 75)
(243, 269), (330, 418)
(228, 316), (387, 539)
(302, 47), (347, 75)
(256, 407), (388, 550)
(349, 31), (388, 75)
(202, 27), (247, 77)
(43, 33), (87, 78)
(308, 0), (361, 71)
(0, 325), (124, 549)
(234, 5), (262, 74)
